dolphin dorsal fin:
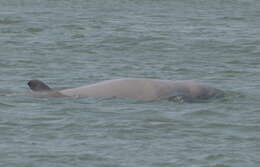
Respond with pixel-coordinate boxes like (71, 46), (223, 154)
(27, 80), (52, 91)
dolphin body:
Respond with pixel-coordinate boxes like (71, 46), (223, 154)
(27, 78), (224, 102)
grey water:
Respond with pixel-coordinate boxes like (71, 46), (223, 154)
(0, 0), (260, 166)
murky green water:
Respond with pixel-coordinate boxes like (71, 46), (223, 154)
(0, 0), (260, 166)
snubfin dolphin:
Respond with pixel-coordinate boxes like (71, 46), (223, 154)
(27, 78), (224, 102)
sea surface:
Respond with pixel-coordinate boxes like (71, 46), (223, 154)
(0, 0), (260, 166)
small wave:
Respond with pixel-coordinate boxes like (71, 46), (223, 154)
(26, 27), (43, 33)
(0, 102), (15, 108)
(218, 16), (245, 21)
(0, 18), (21, 25)
(186, 109), (227, 117)
(0, 93), (25, 97)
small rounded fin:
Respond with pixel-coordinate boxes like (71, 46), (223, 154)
(27, 80), (52, 92)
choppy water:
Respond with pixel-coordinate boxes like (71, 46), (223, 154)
(0, 0), (260, 166)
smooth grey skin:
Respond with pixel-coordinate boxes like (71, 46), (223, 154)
(27, 78), (224, 102)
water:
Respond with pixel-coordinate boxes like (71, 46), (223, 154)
(0, 0), (260, 166)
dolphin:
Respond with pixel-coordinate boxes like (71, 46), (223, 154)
(27, 78), (224, 102)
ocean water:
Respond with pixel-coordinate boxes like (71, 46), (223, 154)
(0, 0), (260, 166)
